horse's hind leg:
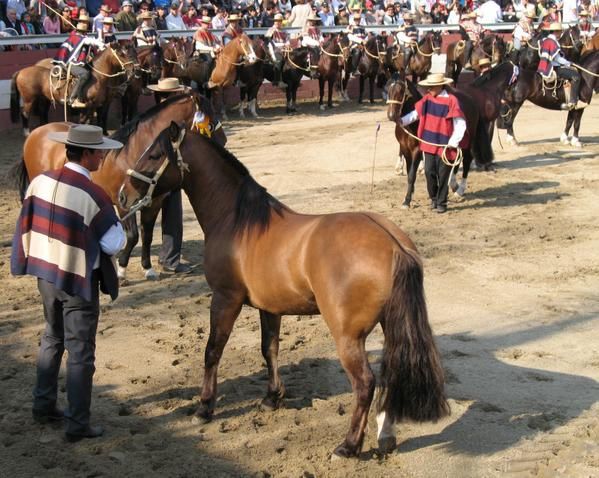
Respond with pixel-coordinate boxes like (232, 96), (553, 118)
(195, 292), (245, 422)
(369, 75), (375, 104)
(319, 78), (326, 110)
(327, 78), (334, 108)
(259, 310), (285, 409)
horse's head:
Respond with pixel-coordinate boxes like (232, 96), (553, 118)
(338, 32), (351, 63)
(107, 42), (137, 79)
(386, 72), (410, 122)
(307, 46), (321, 78)
(117, 121), (186, 214)
(164, 38), (189, 70)
(561, 26), (584, 57)
(136, 44), (163, 82)
(432, 31), (443, 54)
(238, 34), (258, 65)
(493, 36), (507, 64)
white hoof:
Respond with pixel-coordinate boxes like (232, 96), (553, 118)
(453, 191), (465, 202)
(144, 268), (159, 280)
(506, 134), (518, 146)
(570, 137), (582, 148)
(251, 112), (259, 119)
(560, 132), (570, 145)
(23, 128), (30, 137)
(239, 110), (245, 119)
(319, 105), (326, 111)
(117, 265), (127, 280)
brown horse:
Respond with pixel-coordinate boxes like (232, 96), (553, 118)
(518, 26), (583, 70)
(118, 129), (450, 458)
(581, 30), (599, 55)
(386, 72), (494, 207)
(445, 34), (506, 84)
(14, 92), (226, 281)
(349, 35), (385, 104)
(317, 35), (344, 110)
(386, 31), (442, 83)
(162, 37), (191, 80)
(238, 38), (267, 118)
(10, 43), (137, 135)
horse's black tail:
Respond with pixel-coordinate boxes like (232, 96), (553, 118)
(10, 71), (20, 123)
(10, 156), (30, 203)
(377, 249), (450, 423)
(471, 118), (494, 166)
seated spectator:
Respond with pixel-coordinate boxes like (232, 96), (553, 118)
(27, 7), (44, 34)
(155, 5), (168, 30)
(503, 2), (518, 21)
(93, 4), (111, 33)
(319, 2), (336, 25)
(166, 2), (186, 29)
(212, 7), (227, 29)
(183, 5), (201, 28)
(43, 7), (61, 34)
(60, 6), (74, 33)
(20, 10), (36, 35)
(431, 2), (448, 22)
(477, 0), (503, 23)
(447, 3), (462, 23)
(364, 6), (378, 24)
(279, 0), (292, 14)
(335, 4), (350, 24)
(4, 8), (21, 33)
(258, 4), (274, 27)
(116, 0), (138, 31)
(382, 3), (398, 24)
(6, 0), (26, 20)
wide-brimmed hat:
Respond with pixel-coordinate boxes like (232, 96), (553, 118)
(147, 77), (187, 92)
(353, 12), (361, 19)
(274, 13), (284, 21)
(78, 14), (90, 22)
(418, 72), (453, 87)
(477, 58), (491, 67)
(307, 13), (321, 21)
(48, 124), (123, 150)
(75, 21), (88, 31)
(403, 12), (414, 19)
(200, 15), (212, 23)
(102, 16), (114, 24)
(579, 10), (590, 16)
(524, 10), (536, 18)
(100, 4), (111, 13)
(542, 22), (563, 31)
(122, 0), (133, 5)
(228, 13), (241, 21)
(138, 10), (154, 20)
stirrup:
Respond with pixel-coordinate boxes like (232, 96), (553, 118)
(70, 99), (87, 109)
(574, 100), (588, 110)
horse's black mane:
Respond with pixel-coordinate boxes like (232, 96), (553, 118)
(194, 133), (286, 234)
(110, 93), (192, 146)
(471, 61), (511, 87)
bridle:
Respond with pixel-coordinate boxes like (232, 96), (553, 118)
(163, 39), (188, 69)
(121, 128), (187, 221)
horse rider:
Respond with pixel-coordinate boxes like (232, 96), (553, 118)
(193, 15), (222, 64)
(222, 13), (243, 45)
(146, 78), (194, 274)
(265, 13), (289, 88)
(537, 22), (587, 110)
(132, 10), (159, 47)
(511, 10), (535, 62)
(52, 21), (106, 109)
(578, 10), (594, 43)
(11, 124), (125, 442)
(98, 17), (117, 46)
(395, 12), (419, 72)
(346, 12), (367, 46)
(460, 11), (483, 69)
(398, 73), (467, 214)
(301, 13), (324, 48)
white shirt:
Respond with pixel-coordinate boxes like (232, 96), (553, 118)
(211, 15), (227, 30)
(399, 90), (467, 148)
(562, 0), (578, 23)
(166, 13), (186, 30)
(65, 162), (126, 261)
(476, 0), (503, 24)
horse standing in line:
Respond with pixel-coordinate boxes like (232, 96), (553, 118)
(386, 31), (442, 83)
(264, 45), (311, 114)
(121, 44), (163, 125)
(13, 93), (226, 281)
(445, 33), (506, 84)
(517, 26), (583, 70)
(497, 51), (599, 147)
(237, 38), (266, 118)
(317, 35), (344, 110)
(10, 43), (137, 135)
(386, 72), (494, 207)
(350, 35), (385, 104)
(118, 128), (450, 458)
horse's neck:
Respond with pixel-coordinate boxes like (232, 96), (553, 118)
(420, 37), (431, 52)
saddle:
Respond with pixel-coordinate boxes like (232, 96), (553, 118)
(539, 70), (570, 102)
(49, 64), (76, 102)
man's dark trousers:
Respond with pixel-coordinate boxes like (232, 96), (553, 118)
(34, 274), (99, 435)
(424, 152), (455, 208)
(159, 189), (183, 268)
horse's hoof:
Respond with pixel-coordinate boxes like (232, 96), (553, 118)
(400, 202), (410, 210)
(119, 278), (130, 287)
(251, 113), (259, 119)
(193, 405), (214, 424)
(319, 105), (326, 111)
(377, 436), (397, 455)
(560, 133), (570, 145)
(453, 192), (465, 202)
(23, 128), (30, 137)
(260, 395), (283, 411)
(570, 137), (582, 148)
(144, 268), (159, 280)
(333, 442), (358, 458)
(239, 112), (245, 119)
(450, 182), (459, 193)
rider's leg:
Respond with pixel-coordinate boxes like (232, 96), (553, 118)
(69, 65), (90, 103)
(463, 40), (474, 68)
(402, 46), (412, 71)
(556, 66), (585, 109)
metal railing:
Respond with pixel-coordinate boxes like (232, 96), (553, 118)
(0, 21), (596, 47)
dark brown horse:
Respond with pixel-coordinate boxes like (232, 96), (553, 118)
(445, 33), (506, 84)
(118, 128), (450, 458)
(264, 45), (311, 114)
(10, 43), (137, 135)
(386, 72), (494, 207)
(121, 44), (163, 125)
(518, 26), (583, 70)
(386, 31), (442, 83)
(497, 51), (599, 147)
(14, 93), (226, 281)
(349, 35), (386, 104)
(317, 36), (344, 110)
(162, 37), (191, 81)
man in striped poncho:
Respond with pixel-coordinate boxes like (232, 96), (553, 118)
(11, 125), (125, 443)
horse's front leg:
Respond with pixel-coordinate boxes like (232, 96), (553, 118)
(358, 75), (364, 104)
(259, 310), (285, 409)
(195, 292), (245, 422)
(238, 87), (246, 118)
(139, 200), (162, 280)
(117, 215), (139, 282)
(402, 152), (419, 208)
(369, 75), (375, 104)
(319, 77), (326, 110)
(570, 109), (584, 148)
(327, 77), (334, 108)
(454, 151), (472, 199)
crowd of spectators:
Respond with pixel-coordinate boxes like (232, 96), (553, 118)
(0, 0), (597, 48)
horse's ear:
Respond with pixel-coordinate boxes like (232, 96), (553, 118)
(168, 121), (180, 141)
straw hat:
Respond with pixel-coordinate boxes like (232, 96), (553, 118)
(542, 22), (563, 31)
(78, 14), (90, 23)
(100, 4), (111, 13)
(75, 21), (88, 31)
(147, 77), (187, 92)
(274, 13), (284, 21)
(403, 12), (414, 19)
(418, 72), (453, 87)
(228, 13), (241, 21)
(102, 16), (114, 24)
(353, 12), (361, 19)
(307, 13), (321, 21)
(465, 11), (477, 18)
(48, 124), (123, 150)
(200, 15), (212, 23)
(579, 10), (590, 16)
(477, 58), (491, 67)
(524, 10), (536, 19)
(138, 10), (154, 20)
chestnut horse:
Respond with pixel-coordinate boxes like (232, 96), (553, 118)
(497, 51), (599, 147)
(445, 33), (506, 84)
(118, 129), (450, 458)
(10, 43), (137, 135)
(13, 93), (226, 281)
(207, 34), (258, 120)
(581, 30), (599, 55)
(386, 72), (494, 207)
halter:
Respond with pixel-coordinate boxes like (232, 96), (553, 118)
(90, 46), (135, 78)
(121, 128), (187, 221)
(415, 34), (440, 57)
(283, 48), (310, 72)
(163, 40), (188, 69)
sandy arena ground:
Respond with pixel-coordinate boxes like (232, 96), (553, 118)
(0, 98), (598, 478)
